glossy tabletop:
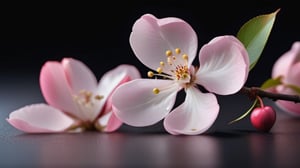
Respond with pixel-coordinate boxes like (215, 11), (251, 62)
(1, 79), (300, 167)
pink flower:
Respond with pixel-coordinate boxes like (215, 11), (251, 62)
(271, 41), (300, 116)
(111, 14), (249, 135)
(7, 58), (140, 133)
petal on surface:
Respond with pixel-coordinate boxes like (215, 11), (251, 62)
(62, 58), (98, 93)
(164, 87), (219, 135)
(129, 14), (197, 73)
(6, 103), (75, 133)
(40, 61), (80, 118)
(196, 36), (249, 95)
(272, 42), (300, 81)
(112, 79), (179, 127)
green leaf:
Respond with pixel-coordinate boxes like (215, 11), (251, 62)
(228, 98), (258, 124)
(285, 84), (300, 95)
(260, 76), (283, 90)
(237, 9), (280, 70)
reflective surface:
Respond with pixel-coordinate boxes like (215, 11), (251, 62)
(1, 78), (300, 167)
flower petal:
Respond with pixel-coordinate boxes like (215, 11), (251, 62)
(98, 64), (141, 102)
(112, 79), (179, 127)
(95, 86), (123, 132)
(6, 103), (75, 133)
(129, 14), (198, 73)
(95, 65), (141, 120)
(272, 41), (300, 80)
(40, 60), (80, 118)
(196, 35), (249, 95)
(276, 100), (300, 116)
(62, 58), (98, 93)
(286, 62), (300, 86)
(96, 112), (123, 132)
(164, 87), (219, 135)
(274, 64), (300, 116)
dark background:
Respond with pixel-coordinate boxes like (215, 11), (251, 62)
(0, 1), (300, 167)
(0, 1), (298, 84)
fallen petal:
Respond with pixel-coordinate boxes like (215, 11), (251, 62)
(7, 103), (75, 133)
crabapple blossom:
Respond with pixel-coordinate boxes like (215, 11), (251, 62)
(112, 14), (249, 135)
(7, 58), (140, 133)
(271, 41), (300, 116)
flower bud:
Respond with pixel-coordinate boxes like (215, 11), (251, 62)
(271, 41), (300, 116)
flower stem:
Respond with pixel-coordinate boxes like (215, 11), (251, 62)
(256, 96), (264, 108)
(240, 86), (300, 103)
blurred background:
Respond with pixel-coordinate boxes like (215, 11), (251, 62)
(0, 0), (298, 130)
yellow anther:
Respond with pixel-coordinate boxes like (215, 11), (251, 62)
(94, 95), (104, 100)
(156, 67), (163, 74)
(160, 61), (165, 66)
(152, 88), (160, 94)
(182, 54), (188, 60)
(182, 73), (188, 79)
(175, 48), (181, 54)
(165, 50), (172, 57)
(147, 71), (154, 77)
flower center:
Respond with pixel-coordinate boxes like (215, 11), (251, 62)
(72, 89), (103, 120)
(147, 48), (194, 94)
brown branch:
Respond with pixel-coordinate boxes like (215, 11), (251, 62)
(240, 86), (300, 103)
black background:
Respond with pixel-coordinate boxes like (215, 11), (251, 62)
(0, 0), (298, 86)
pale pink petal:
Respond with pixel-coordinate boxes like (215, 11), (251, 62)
(164, 87), (219, 135)
(98, 64), (141, 101)
(276, 100), (300, 116)
(196, 36), (249, 95)
(40, 61), (80, 118)
(62, 58), (102, 121)
(94, 65), (141, 120)
(272, 41), (300, 80)
(62, 58), (98, 93)
(112, 79), (179, 127)
(6, 103), (75, 133)
(274, 83), (300, 116)
(96, 112), (122, 132)
(286, 63), (300, 86)
(129, 14), (197, 73)
(95, 88), (122, 132)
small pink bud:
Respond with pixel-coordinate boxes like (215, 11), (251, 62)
(250, 106), (276, 132)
